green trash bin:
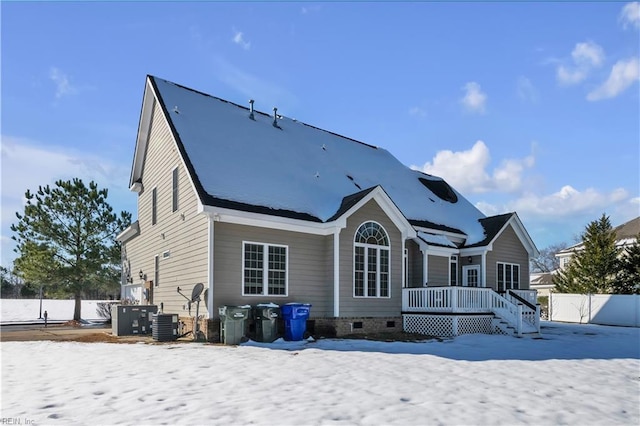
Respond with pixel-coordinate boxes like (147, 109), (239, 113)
(219, 305), (251, 345)
(253, 303), (280, 343)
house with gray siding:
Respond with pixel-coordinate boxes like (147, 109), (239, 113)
(117, 75), (540, 340)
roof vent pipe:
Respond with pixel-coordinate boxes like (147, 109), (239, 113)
(249, 99), (255, 120)
(272, 107), (279, 127)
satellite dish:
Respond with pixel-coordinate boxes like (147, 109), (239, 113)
(191, 283), (204, 302)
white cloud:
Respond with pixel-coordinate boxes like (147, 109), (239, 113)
(408, 106), (427, 117)
(232, 30), (251, 50)
(301, 5), (322, 14)
(571, 41), (605, 67)
(460, 82), (487, 114)
(619, 2), (640, 30)
(0, 136), (131, 266)
(476, 185), (629, 219)
(211, 56), (297, 112)
(411, 140), (534, 194)
(556, 41), (604, 86)
(587, 57), (640, 101)
(556, 66), (587, 86)
(516, 76), (538, 102)
(474, 187), (636, 248)
(49, 67), (77, 98)
(516, 186), (627, 216)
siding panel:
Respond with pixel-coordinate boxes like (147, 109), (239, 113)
(213, 222), (332, 317)
(486, 225), (530, 290)
(122, 102), (209, 316)
(339, 200), (403, 317)
(427, 255), (449, 286)
(407, 240), (423, 288)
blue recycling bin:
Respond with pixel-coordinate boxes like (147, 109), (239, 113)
(281, 303), (311, 341)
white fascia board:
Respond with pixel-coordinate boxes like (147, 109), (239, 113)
(507, 214), (540, 258)
(459, 247), (489, 257)
(130, 78), (156, 189)
(339, 186), (417, 239)
(413, 237), (458, 257)
(412, 225), (466, 242)
(135, 77), (206, 216)
(200, 205), (346, 236)
(116, 221), (140, 243)
(425, 245), (458, 257)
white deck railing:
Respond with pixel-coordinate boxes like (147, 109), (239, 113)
(402, 287), (540, 335)
(509, 289), (537, 305)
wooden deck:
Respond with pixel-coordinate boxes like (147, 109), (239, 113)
(402, 287), (540, 336)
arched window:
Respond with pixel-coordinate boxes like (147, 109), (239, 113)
(354, 221), (390, 298)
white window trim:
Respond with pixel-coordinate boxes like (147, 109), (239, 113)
(241, 241), (289, 297)
(449, 255), (458, 286)
(353, 221), (391, 299)
(462, 265), (481, 287)
(496, 262), (520, 291)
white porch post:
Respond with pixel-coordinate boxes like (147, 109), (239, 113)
(422, 251), (428, 286)
(207, 215), (215, 318)
(481, 252), (487, 288)
(333, 227), (341, 317)
(401, 232), (408, 288)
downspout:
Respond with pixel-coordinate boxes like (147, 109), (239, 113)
(207, 214), (215, 318)
(333, 227), (341, 317)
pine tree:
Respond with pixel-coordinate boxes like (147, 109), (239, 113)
(613, 235), (640, 294)
(11, 179), (131, 320)
(553, 214), (620, 294)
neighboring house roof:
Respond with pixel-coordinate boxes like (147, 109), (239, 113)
(613, 216), (640, 244)
(556, 216), (640, 257)
(530, 272), (554, 286)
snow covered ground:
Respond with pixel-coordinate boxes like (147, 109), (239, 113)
(1, 299), (108, 323)
(2, 322), (639, 425)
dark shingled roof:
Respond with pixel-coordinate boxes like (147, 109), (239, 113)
(463, 212), (515, 248)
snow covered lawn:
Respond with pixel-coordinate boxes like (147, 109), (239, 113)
(2, 322), (638, 425)
(1, 299), (108, 323)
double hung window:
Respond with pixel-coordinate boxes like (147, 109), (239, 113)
(243, 242), (288, 296)
(497, 262), (520, 291)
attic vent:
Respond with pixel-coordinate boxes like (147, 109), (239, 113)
(173, 106), (180, 114)
(322, 144), (327, 151)
(249, 99), (255, 120)
(418, 178), (458, 203)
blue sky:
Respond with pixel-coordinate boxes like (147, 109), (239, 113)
(1, 2), (639, 267)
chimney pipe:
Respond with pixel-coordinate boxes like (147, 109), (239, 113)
(272, 107), (279, 127)
(249, 99), (255, 120)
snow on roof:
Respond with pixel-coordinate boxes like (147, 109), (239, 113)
(417, 231), (457, 248)
(150, 77), (487, 243)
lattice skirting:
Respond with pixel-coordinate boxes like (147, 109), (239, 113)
(403, 314), (494, 337)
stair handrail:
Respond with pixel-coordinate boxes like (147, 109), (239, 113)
(507, 290), (541, 333)
(487, 290), (523, 336)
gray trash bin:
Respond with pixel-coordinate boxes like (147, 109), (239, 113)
(253, 303), (280, 343)
(219, 305), (251, 345)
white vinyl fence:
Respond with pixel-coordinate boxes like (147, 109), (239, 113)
(549, 293), (640, 327)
